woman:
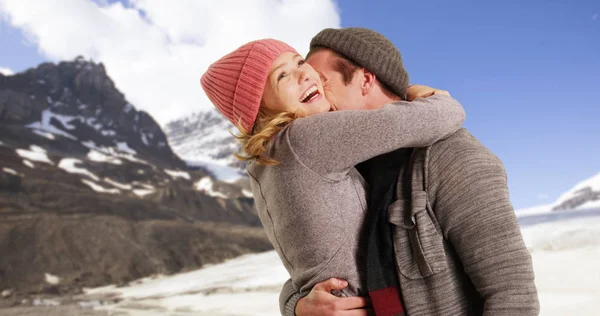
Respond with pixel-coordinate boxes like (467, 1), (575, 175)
(200, 39), (465, 298)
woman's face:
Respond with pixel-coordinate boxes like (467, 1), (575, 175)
(261, 52), (331, 117)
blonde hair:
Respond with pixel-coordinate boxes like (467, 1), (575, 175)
(233, 109), (298, 165)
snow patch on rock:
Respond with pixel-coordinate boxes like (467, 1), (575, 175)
(133, 189), (155, 197)
(59, 158), (100, 181)
(104, 178), (132, 190)
(16, 146), (53, 165)
(164, 169), (190, 180)
(44, 273), (60, 285)
(242, 189), (253, 198)
(22, 160), (35, 168)
(194, 177), (227, 199)
(33, 130), (56, 140)
(2, 167), (21, 176)
(27, 109), (78, 140)
(87, 150), (123, 165)
(81, 179), (120, 194)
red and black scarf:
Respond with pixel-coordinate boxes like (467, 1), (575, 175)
(357, 148), (412, 316)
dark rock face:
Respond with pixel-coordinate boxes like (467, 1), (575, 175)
(553, 187), (600, 211)
(0, 56), (182, 168)
(0, 172), (21, 192)
(0, 57), (268, 296)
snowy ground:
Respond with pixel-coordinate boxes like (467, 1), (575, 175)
(519, 209), (600, 315)
(77, 208), (600, 316)
(82, 252), (289, 316)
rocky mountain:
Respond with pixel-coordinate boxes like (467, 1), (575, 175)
(164, 109), (247, 173)
(552, 172), (600, 211)
(516, 172), (600, 216)
(0, 57), (269, 299)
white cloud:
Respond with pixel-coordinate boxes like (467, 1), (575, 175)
(0, 66), (14, 75)
(0, 0), (340, 125)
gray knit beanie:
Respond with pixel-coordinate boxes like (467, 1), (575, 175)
(310, 27), (409, 99)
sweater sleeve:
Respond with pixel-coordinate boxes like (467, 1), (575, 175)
(280, 278), (303, 316)
(428, 130), (540, 316)
(285, 94), (465, 180)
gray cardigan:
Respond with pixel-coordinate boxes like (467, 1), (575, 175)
(280, 129), (540, 316)
(247, 95), (465, 299)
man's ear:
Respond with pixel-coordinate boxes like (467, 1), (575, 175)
(360, 68), (376, 96)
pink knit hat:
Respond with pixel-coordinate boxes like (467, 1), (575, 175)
(200, 39), (298, 132)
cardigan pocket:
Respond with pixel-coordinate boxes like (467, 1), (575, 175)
(387, 191), (448, 279)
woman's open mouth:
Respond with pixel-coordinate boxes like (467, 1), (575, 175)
(299, 84), (321, 103)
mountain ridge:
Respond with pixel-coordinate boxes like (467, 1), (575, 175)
(0, 57), (268, 299)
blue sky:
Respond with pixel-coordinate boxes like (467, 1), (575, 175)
(1, 0), (598, 209)
(0, 19), (44, 72)
(338, 0), (600, 209)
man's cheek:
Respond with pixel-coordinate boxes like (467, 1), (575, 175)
(323, 88), (336, 103)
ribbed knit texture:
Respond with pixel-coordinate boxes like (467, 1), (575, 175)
(245, 94), (464, 314)
(280, 129), (540, 316)
(310, 28), (409, 99)
(200, 39), (297, 131)
(279, 279), (302, 316)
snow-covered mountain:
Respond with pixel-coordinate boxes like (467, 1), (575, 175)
(551, 172), (600, 211)
(0, 57), (269, 299)
(164, 109), (246, 172)
(1, 56), (184, 168)
(517, 172), (600, 216)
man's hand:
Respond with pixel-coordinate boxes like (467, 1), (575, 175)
(296, 278), (373, 316)
(406, 84), (450, 101)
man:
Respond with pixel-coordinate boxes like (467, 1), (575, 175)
(279, 28), (539, 316)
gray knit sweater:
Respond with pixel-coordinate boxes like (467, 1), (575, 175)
(279, 129), (540, 316)
(247, 95), (465, 300)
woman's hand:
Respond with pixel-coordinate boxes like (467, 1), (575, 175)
(296, 278), (373, 316)
(406, 84), (450, 101)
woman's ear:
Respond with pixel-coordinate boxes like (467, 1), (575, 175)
(361, 69), (376, 96)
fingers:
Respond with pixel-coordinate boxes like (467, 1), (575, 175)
(406, 84), (450, 100)
(334, 296), (370, 310)
(313, 278), (348, 292)
(433, 90), (451, 97)
(340, 308), (374, 316)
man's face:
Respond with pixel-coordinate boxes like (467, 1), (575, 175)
(306, 49), (366, 111)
